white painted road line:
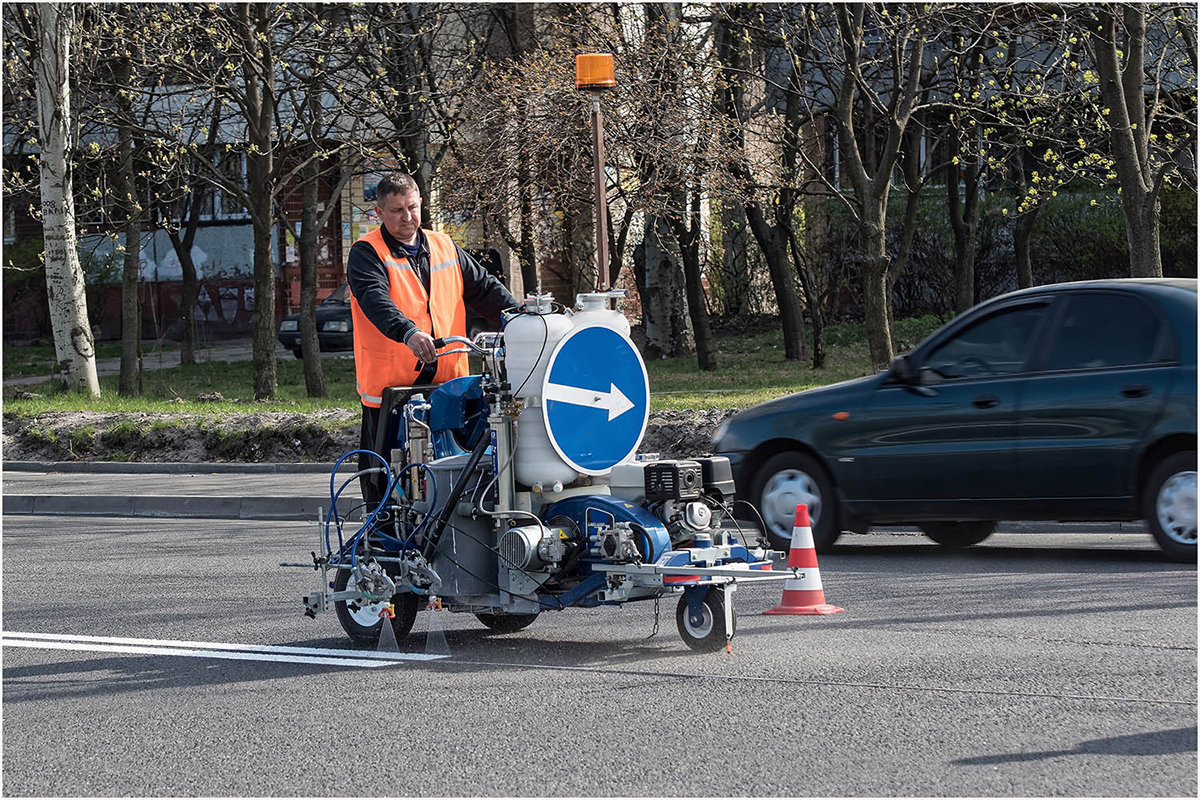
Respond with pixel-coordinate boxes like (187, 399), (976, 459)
(1, 631), (447, 667)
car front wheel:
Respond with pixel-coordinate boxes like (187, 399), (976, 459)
(1145, 451), (1197, 563)
(750, 450), (840, 552)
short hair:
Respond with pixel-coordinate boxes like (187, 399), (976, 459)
(376, 172), (419, 201)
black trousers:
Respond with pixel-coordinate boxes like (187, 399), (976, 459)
(358, 403), (390, 510)
(358, 372), (440, 509)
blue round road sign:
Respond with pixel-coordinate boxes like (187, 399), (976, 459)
(541, 325), (649, 475)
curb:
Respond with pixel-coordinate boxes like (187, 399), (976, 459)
(5, 494), (332, 521)
(2, 461), (346, 474)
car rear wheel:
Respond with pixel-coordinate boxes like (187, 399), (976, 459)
(1144, 451), (1197, 563)
(750, 451), (840, 552)
(921, 521), (996, 547)
(291, 348), (303, 359)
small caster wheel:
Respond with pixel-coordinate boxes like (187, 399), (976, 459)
(676, 587), (734, 652)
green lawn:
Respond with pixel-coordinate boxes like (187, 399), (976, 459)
(2, 315), (945, 415)
(2, 343), (133, 377)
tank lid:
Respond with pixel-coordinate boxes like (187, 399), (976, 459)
(522, 293), (557, 314)
(575, 289), (627, 310)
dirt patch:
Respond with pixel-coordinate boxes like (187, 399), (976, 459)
(3, 408), (739, 464)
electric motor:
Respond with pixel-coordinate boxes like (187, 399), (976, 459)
(500, 524), (568, 570)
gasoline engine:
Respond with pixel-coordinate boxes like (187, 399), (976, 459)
(295, 290), (795, 651)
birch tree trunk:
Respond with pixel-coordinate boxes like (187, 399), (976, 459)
(35, 4), (99, 396)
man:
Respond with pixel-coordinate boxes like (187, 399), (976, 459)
(348, 171), (517, 508)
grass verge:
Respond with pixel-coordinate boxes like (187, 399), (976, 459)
(3, 315), (946, 415)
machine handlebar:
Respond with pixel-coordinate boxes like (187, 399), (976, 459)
(432, 335), (493, 358)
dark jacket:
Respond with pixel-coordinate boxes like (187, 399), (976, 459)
(347, 225), (517, 345)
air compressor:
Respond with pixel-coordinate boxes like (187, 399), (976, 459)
(296, 290), (796, 651)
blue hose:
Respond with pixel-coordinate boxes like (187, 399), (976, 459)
(323, 452), (441, 575)
(325, 449), (393, 569)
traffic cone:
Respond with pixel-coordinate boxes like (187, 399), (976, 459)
(764, 504), (844, 615)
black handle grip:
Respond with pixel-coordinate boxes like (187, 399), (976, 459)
(432, 337), (446, 348)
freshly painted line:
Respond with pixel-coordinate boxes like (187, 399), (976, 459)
(1, 631), (447, 666)
(1, 638), (398, 668)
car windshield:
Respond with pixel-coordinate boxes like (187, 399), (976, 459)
(323, 284), (351, 305)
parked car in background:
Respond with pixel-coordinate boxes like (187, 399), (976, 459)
(277, 249), (509, 360)
(277, 283), (353, 359)
(712, 279), (1197, 562)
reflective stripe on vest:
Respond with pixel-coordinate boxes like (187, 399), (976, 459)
(350, 227), (468, 407)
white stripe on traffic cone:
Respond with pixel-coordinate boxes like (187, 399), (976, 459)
(764, 504), (844, 616)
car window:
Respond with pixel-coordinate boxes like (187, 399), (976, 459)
(923, 304), (1047, 379)
(323, 284), (351, 305)
(1041, 292), (1165, 372)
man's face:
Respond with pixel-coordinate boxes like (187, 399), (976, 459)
(377, 189), (422, 245)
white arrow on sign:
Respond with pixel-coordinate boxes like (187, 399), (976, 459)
(544, 381), (636, 422)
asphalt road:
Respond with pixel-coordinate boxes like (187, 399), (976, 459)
(3, 508), (1195, 797)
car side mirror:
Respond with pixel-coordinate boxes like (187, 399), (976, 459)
(887, 355), (937, 397)
(887, 355), (917, 384)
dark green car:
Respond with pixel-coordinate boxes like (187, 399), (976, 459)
(712, 279), (1197, 562)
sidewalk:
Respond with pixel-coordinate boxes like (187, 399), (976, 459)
(4, 339), (295, 387)
(3, 461), (361, 521)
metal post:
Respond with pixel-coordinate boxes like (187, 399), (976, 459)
(590, 96), (609, 288)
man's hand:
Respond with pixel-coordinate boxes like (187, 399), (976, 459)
(406, 330), (438, 364)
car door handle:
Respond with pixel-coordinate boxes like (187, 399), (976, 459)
(973, 394), (1000, 409)
(1121, 384), (1151, 398)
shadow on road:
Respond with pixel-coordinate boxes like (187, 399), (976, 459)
(952, 726), (1198, 764)
(825, 541), (1193, 569)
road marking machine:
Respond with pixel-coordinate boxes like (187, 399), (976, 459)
(291, 290), (798, 651)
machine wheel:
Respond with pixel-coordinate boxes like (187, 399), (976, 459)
(474, 612), (539, 634)
(675, 588), (734, 652)
(1144, 451), (1197, 563)
(750, 451), (840, 552)
(291, 348), (304, 360)
(332, 567), (418, 646)
(921, 521), (996, 547)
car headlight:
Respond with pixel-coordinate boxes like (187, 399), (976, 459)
(279, 319), (298, 332)
(322, 320), (350, 332)
(711, 418), (731, 449)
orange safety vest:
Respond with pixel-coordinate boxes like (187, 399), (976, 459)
(350, 226), (469, 407)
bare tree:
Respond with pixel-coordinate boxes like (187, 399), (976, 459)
(1086, 4), (1196, 277)
(826, 3), (928, 368)
(273, 4), (375, 396)
(716, 3), (813, 364)
(944, 26), (989, 314)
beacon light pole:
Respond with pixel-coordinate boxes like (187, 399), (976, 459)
(575, 53), (616, 289)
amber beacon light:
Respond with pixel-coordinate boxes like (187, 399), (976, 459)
(575, 53), (616, 91)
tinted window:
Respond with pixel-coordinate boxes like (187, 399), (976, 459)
(1042, 293), (1164, 371)
(324, 284), (351, 304)
(924, 304), (1046, 378)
